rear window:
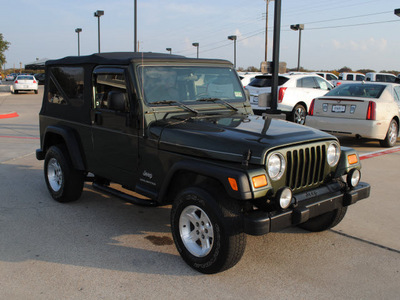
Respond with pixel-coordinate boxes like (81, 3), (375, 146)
(248, 76), (289, 87)
(325, 84), (385, 99)
(17, 75), (34, 80)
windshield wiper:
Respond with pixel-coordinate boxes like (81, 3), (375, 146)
(151, 100), (198, 114)
(196, 98), (238, 111)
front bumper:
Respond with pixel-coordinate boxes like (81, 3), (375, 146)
(243, 181), (370, 235)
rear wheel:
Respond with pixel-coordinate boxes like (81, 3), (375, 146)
(44, 145), (84, 202)
(380, 119), (398, 147)
(34, 90), (38, 94)
(171, 186), (246, 274)
(298, 206), (347, 232)
(290, 104), (307, 124)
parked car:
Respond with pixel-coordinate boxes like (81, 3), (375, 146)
(245, 73), (333, 124)
(35, 52), (370, 274)
(11, 75), (38, 94)
(238, 72), (262, 88)
(34, 73), (46, 85)
(332, 72), (366, 87)
(6, 74), (16, 81)
(315, 72), (338, 82)
(307, 82), (400, 147)
(365, 72), (397, 83)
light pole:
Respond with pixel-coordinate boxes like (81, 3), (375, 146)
(134, 0), (137, 52)
(290, 24), (304, 71)
(166, 48), (172, 54)
(227, 35), (237, 69)
(264, 0), (274, 62)
(75, 28), (82, 56)
(94, 10), (104, 53)
(192, 43), (199, 58)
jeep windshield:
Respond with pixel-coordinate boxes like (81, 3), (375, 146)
(138, 66), (246, 105)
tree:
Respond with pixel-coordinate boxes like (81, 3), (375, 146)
(338, 66), (352, 73)
(0, 33), (11, 66)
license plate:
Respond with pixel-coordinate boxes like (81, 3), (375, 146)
(332, 105), (346, 113)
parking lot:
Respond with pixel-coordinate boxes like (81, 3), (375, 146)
(0, 86), (399, 299)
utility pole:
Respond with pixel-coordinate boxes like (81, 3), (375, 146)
(265, 0), (274, 62)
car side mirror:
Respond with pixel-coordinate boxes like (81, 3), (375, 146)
(108, 91), (127, 112)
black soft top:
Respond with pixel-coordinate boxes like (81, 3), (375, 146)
(46, 52), (231, 66)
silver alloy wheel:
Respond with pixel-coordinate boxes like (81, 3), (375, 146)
(293, 106), (306, 124)
(47, 158), (63, 192)
(388, 121), (398, 145)
(179, 205), (214, 257)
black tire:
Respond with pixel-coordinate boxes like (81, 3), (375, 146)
(34, 90), (38, 94)
(14, 90), (18, 94)
(171, 186), (246, 274)
(299, 206), (347, 232)
(290, 104), (307, 124)
(379, 119), (398, 147)
(44, 145), (84, 203)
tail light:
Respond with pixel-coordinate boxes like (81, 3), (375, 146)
(33, 80), (37, 83)
(309, 99), (315, 116)
(278, 87), (287, 103)
(366, 101), (376, 120)
(14, 80), (18, 84)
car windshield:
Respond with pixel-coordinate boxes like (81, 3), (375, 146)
(138, 66), (245, 104)
(248, 75), (289, 87)
(325, 83), (386, 99)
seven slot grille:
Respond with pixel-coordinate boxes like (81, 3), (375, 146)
(285, 144), (326, 190)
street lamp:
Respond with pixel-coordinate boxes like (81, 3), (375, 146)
(290, 24), (304, 71)
(166, 48), (172, 54)
(192, 42), (199, 58)
(75, 28), (82, 56)
(395, 8), (400, 17)
(227, 35), (237, 69)
(94, 10), (104, 53)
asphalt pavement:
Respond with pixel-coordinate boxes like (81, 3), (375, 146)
(0, 87), (399, 299)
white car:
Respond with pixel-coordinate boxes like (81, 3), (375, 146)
(315, 72), (338, 82)
(11, 75), (38, 94)
(307, 82), (400, 147)
(245, 74), (333, 124)
(238, 72), (262, 88)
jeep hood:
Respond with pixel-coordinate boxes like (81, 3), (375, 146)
(152, 114), (335, 165)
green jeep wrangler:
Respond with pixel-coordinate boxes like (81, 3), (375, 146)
(36, 52), (370, 274)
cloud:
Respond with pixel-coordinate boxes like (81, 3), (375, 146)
(331, 38), (388, 52)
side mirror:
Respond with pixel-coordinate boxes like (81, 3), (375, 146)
(108, 91), (127, 112)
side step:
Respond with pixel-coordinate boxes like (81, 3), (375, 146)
(92, 182), (157, 207)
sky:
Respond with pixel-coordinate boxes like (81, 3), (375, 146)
(2, 0), (400, 72)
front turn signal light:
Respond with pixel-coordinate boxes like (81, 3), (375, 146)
(347, 154), (358, 165)
(228, 178), (238, 191)
(252, 175), (268, 189)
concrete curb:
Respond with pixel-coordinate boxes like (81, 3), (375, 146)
(0, 85), (11, 92)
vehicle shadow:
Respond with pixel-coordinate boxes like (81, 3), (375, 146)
(0, 162), (198, 276)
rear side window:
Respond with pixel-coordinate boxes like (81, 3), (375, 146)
(297, 77), (318, 89)
(248, 76), (289, 87)
(356, 74), (365, 81)
(48, 67), (84, 107)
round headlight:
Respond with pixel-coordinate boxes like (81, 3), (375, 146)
(347, 168), (361, 188)
(327, 143), (340, 166)
(267, 153), (286, 180)
(277, 187), (292, 209)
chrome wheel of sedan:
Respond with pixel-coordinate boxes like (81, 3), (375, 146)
(380, 119), (398, 147)
(291, 104), (307, 125)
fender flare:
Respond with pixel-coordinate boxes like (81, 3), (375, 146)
(41, 125), (86, 170)
(158, 160), (254, 201)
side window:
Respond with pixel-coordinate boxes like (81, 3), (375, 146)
(93, 70), (129, 113)
(314, 77), (330, 90)
(48, 66), (84, 106)
(376, 74), (384, 82)
(297, 77), (318, 89)
(347, 74), (354, 81)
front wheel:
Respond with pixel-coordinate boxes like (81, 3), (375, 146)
(380, 119), (398, 147)
(171, 186), (246, 274)
(44, 145), (84, 202)
(298, 206), (347, 232)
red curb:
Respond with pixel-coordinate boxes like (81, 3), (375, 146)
(0, 112), (19, 119)
(359, 146), (400, 160)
